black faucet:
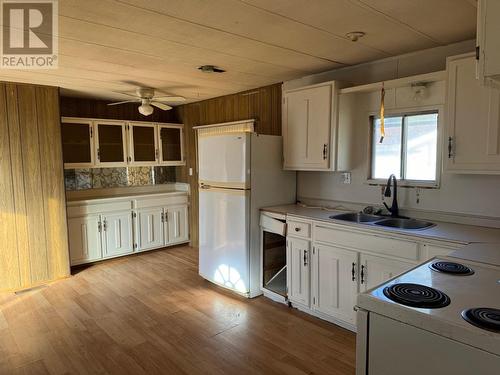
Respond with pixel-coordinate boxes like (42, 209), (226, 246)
(383, 174), (399, 218)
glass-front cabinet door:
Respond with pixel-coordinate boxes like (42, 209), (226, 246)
(129, 122), (158, 165)
(158, 124), (184, 165)
(61, 118), (94, 168)
(95, 121), (127, 166)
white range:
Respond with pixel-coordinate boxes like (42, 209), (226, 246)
(197, 120), (296, 297)
(356, 244), (500, 375)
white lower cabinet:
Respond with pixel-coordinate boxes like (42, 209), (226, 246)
(67, 193), (189, 266)
(102, 211), (134, 258)
(136, 208), (165, 251)
(423, 244), (458, 259)
(135, 205), (189, 250)
(67, 214), (102, 265)
(359, 254), (414, 293)
(312, 244), (359, 324)
(287, 237), (310, 307)
(285, 221), (460, 331)
(165, 205), (189, 245)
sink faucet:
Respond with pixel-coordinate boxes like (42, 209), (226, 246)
(383, 174), (399, 218)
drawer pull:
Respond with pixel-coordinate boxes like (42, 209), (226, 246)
(295, 227), (301, 232)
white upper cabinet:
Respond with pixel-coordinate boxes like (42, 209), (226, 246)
(94, 120), (128, 167)
(446, 54), (500, 174)
(477, 0), (500, 85)
(283, 82), (337, 171)
(128, 122), (159, 166)
(61, 118), (95, 169)
(61, 117), (185, 168)
(158, 124), (184, 166)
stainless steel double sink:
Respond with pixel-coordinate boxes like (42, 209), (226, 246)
(329, 212), (435, 230)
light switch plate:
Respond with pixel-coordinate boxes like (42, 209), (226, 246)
(189, 168), (193, 176)
(342, 172), (351, 184)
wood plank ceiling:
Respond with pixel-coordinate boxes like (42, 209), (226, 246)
(0, 0), (477, 103)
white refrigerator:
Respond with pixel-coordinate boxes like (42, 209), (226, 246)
(198, 130), (296, 298)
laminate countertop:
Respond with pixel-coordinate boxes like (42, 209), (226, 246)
(450, 243), (500, 266)
(66, 190), (188, 204)
(261, 204), (500, 245)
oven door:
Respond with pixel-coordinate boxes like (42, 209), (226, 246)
(260, 214), (287, 302)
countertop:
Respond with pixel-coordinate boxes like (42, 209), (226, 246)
(450, 243), (500, 266)
(261, 204), (500, 244)
(66, 190), (188, 204)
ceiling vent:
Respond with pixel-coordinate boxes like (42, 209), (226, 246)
(198, 65), (226, 73)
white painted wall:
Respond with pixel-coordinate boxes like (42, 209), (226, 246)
(295, 40), (500, 220)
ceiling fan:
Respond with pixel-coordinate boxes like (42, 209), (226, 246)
(107, 87), (186, 116)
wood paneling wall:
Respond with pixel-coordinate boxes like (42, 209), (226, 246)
(174, 83), (282, 247)
(60, 96), (179, 122)
(0, 82), (70, 291)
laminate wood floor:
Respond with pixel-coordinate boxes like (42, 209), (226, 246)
(0, 246), (356, 375)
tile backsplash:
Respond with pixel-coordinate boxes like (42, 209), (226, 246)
(64, 166), (177, 191)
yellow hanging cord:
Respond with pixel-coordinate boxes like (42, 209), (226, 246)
(379, 83), (385, 144)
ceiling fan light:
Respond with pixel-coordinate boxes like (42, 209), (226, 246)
(138, 103), (154, 116)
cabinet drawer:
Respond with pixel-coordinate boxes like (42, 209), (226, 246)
(287, 220), (311, 239)
(134, 194), (188, 209)
(67, 201), (132, 218)
(423, 244), (460, 260)
(315, 225), (419, 261)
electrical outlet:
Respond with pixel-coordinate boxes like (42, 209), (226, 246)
(189, 168), (193, 176)
(342, 172), (351, 184)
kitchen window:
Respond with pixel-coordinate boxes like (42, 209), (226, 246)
(369, 111), (439, 186)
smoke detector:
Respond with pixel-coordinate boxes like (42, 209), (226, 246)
(346, 31), (366, 42)
(198, 65), (226, 73)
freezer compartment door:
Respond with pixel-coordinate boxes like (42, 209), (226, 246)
(198, 133), (250, 189)
(199, 187), (250, 294)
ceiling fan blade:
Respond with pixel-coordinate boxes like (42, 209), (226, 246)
(151, 102), (172, 111)
(107, 100), (139, 106)
(154, 96), (186, 102)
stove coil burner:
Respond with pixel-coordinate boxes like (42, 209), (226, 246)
(430, 261), (474, 276)
(462, 308), (500, 332)
(383, 283), (451, 308)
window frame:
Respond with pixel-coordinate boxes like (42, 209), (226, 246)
(366, 105), (443, 189)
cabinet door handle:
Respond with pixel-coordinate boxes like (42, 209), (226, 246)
(323, 144), (328, 160)
(98, 221), (102, 233)
(155, 149), (159, 160)
(351, 262), (356, 281)
(361, 265), (365, 284)
(303, 250), (308, 266)
(448, 137), (453, 159)
(97, 148), (100, 161)
(103, 219), (107, 232)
